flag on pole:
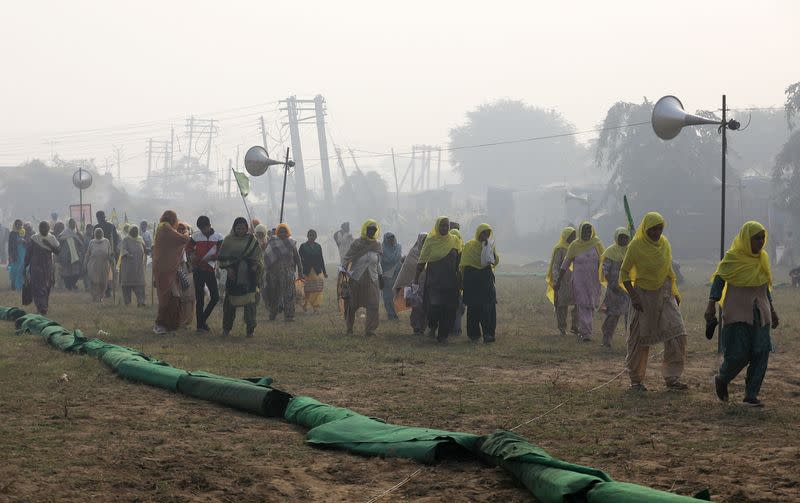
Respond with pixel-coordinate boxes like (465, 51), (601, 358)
(623, 195), (635, 235)
(124, 212), (129, 226)
(111, 208), (119, 226)
(233, 170), (250, 198)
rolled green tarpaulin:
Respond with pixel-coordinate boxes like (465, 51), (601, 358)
(481, 431), (710, 503)
(100, 348), (149, 370)
(0, 306), (26, 321)
(587, 482), (710, 503)
(177, 371), (291, 417)
(15, 314), (61, 335)
(116, 360), (188, 392)
(306, 414), (482, 464)
(480, 430), (609, 503)
(284, 396), (358, 428)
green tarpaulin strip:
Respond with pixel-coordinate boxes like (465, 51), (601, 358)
(177, 371), (290, 417)
(1, 307), (712, 501)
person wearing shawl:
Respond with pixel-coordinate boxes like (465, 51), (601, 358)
(546, 226), (578, 336)
(51, 221), (65, 291)
(706, 221), (778, 407)
(415, 216), (463, 343)
(393, 233), (428, 334)
(219, 217), (264, 336)
(85, 228), (113, 302)
(299, 229), (327, 313)
(252, 224), (270, 311)
(23, 221), (60, 314)
(82, 223), (95, 291)
(58, 218), (85, 291)
(620, 212), (687, 392)
(152, 210), (190, 333)
(600, 227), (631, 347)
(334, 222), (355, 263)
(461, 223), (500, 343)
(175, 222), (196, 327)
(341, 219), (383, 336)
(380, 232), (402, 320)
(7, 219), (27, 291)
(120, 226), (147, 306)
(264, 222), (303, 322)
(554, 221), (604, 342)
(449, 228), (466, 336)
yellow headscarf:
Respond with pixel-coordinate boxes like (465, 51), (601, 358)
(545, 226), (576, 304)
(564, 221), (605, 265)
(600, 227), (630, 285)
(620, 212), (679, 296)
(711, 221), (771, 303)
(460, 223), (499, 271)
(360, 219), (380, 241)
(418, 216), (463, 263)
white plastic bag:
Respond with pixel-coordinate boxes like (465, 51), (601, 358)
(480, 240), (496, 267)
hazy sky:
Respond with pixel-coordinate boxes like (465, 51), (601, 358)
(1, 0), (797, 187)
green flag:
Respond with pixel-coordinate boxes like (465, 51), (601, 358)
(623, 195), (635, 234)
(233, 170), (250, 198)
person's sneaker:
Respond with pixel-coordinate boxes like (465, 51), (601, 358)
(484, 335), (496, 344)
(713, 375), (729, 402)
(666, 379), (689, 391)
(197, 324), (210, 333)
(742, 397), (764, 408)
(246, 331), (254, 338)
(580, 336), (592, 343)
(629, 383), (648, 392)
(153, 325), (167, 335)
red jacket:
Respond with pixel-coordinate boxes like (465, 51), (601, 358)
(187, 230), (223, 273)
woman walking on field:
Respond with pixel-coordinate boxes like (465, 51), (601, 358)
(299, 229), (327, 313)
(152, 210), (190, 334)
(460, 223), (499, 343)
(119, 226), (146, 306)
(554, 221), (604, 342)
(85, 228), (112, 303)
(415, 216), (462, 343)
(600, 227), (631, 347)
(393, 233), (428, 335)
(546, 227), (578, 336)
(621, 212), (688, 392)
(706, 221), (778, 407)
(25, 221), (60, 315)
(219, 217), (264, 337)
(264, 223), (303, 321)
(58, 218), (85, 291)
(380, 232), (402, 320)
(341, 219), (383, 336)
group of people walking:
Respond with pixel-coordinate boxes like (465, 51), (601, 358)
(546, 212), (778, 406)
(3, 207), (778, 405)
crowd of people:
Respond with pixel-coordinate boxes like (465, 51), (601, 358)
(2, 208), (778, 405)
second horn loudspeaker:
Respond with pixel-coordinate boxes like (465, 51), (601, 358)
(651, 95), (721, 140)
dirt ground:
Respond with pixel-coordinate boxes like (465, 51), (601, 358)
(1, 269), (798, 502)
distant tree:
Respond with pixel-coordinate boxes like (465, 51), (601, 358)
(729, 109), (789, 176)
(448, 99), (586, 191)
(335, 170), (389, 222)
(773, 82), (800, 215)
(141, 155), (216, 199)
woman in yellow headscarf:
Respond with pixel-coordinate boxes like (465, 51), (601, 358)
(546, 226), (577, 335)
(599, 227), (631, 347)
(620, 212), (687, 392)
(341, 219), (383, 336)
(706, 221), (778, 407)
(415, 216), (462, 342)
(553, 221), (604, 342)
(460, 223), (499, 343)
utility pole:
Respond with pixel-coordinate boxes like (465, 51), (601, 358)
(391, 148), (400, 212)
(112, 145), (124, 180)
(147, 138), (153, 179)
(281, 96), (309, 225)
(259, 115), (278, 211)
(186, 116), (194, 170)
(314, 95), (334, 209)
(437, 147), (442, 189)
(227, 159), (232, 198)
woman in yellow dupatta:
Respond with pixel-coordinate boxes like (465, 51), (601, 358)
(620, 212), (687, 391)
(705, 221), (777, 406)
(553, 221), (604, 342)
(546, 226), (577, 335)
(460, 223), (499, 343)
(599, 227), (631, 347)
(415, 216), (462, 342)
